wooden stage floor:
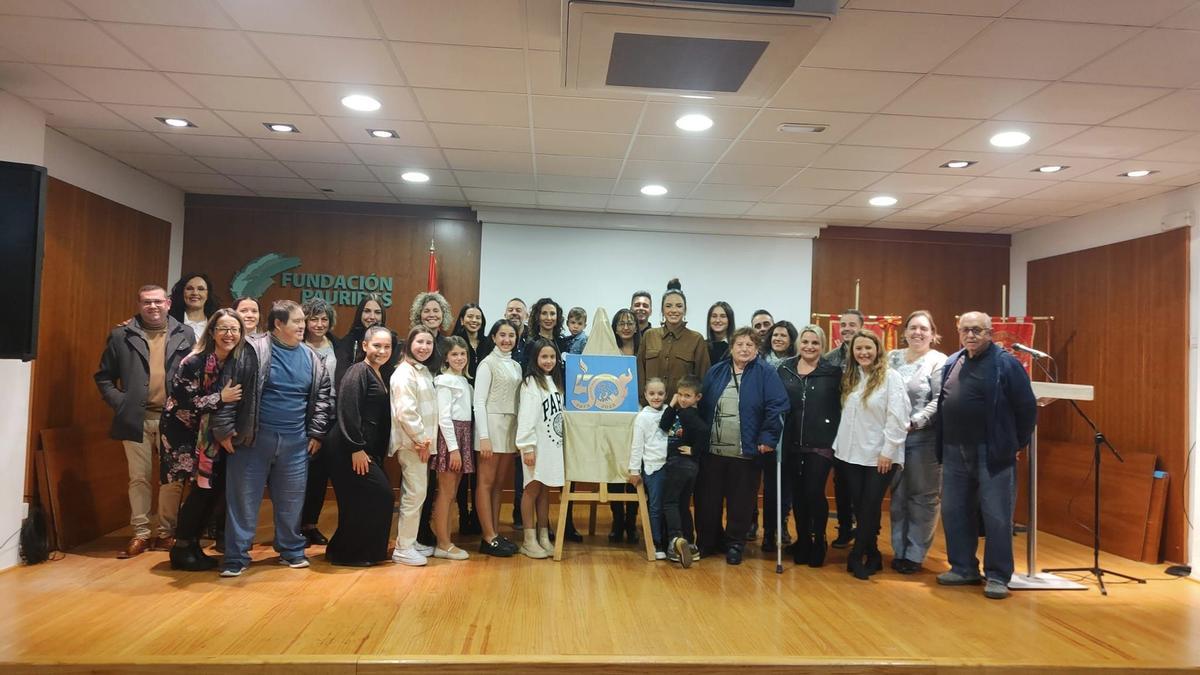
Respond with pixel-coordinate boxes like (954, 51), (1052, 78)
(2, 504), (1197, 674)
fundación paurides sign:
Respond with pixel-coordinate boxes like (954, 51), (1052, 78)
(229, 253), (396, 308)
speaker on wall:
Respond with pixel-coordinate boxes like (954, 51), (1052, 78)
(0, 160), (47, 361)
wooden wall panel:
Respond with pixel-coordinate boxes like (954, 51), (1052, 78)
(27, 178), (173, 547)
(812, 227), (1012, 348)
(1027, 228), (1188, 563)
(182, 196), (480, 334)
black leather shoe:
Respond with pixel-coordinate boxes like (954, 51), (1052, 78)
(624, 526), (639, 545)
(170, 542), (217, 572)
(725, 546), (743, 565)
(831, 529), (855, 549)
(867, 550), (883, 575)
(849, 555), (871, 580)
(565, 528), (583, 543)
(302, 528), (328, 547)
(808, 539), (827, 568)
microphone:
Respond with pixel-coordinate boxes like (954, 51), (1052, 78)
(1011, 343), (1050, 359)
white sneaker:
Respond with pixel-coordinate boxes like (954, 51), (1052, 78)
(655, 550), (667, 560)
(520, 543), (549, 559)
(434, 546), (470, 561)
(391, 547), (428, 566)
(414, 542), (435, 557)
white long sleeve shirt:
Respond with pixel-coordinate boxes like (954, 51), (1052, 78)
(388, 359), (437, 456)
(833, 368), (910, 468)
(434, 372), (473, 452)
(472, 349), (520, 440)
(629, 405), (667, 476)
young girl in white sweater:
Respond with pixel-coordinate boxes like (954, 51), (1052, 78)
(432, 336), (474, 561)
(515, 339), (565, 559)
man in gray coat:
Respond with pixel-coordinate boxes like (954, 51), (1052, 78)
(94, 284), (195, 558)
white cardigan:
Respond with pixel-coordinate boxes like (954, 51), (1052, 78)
(833, 367), (910, 468)
(388, 360), (436, 456)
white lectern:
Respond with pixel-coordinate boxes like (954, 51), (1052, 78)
(1007, 382), (1093, 591)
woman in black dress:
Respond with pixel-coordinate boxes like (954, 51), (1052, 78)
(326, 326), (396, 566)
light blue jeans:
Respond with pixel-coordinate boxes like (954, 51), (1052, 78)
(642, 467), (666, 551)
(223, 428), (309, 570)
(890, 430), (942, 563)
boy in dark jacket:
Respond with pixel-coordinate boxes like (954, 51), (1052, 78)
(658, 375), (709, 568)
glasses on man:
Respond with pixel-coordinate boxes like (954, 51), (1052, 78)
(141, 299), (166, 306)
(958, 326), (989, 336)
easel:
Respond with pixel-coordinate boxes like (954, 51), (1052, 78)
(554, 481), (655, 562)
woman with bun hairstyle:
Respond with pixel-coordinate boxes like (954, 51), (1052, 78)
(636, 279), (711, 405)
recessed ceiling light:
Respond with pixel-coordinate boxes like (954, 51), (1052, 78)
(1121, 169), (1155, 178)
(401, 171), (430, 183)
(1033, 165), (1067, 173)
(679, 94), (714, 100)
(990, 130), (1030, 148)
(675, 114), (713, 132)
(264, 122), (298, 133)
(778, 123), (828, 134)
(942, 160), (975, 169)
(368, 129), (397, 139)
(156, 116), (195, 128)
(869, 195), (898, 207)
(641, 184), (668, 196)
(341, 94), (381, 112)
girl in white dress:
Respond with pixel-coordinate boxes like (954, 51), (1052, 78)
(515, 339), (566, 559)
(473, 320), (522, 557)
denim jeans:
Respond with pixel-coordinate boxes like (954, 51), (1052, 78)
(890, 430), (942, 564)
(224, 428), (309, 569)
(641, 467), (666, 551)
(941, 442), (1016, 583)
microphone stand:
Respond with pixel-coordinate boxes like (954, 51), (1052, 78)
(1032, 356), (1146, 596)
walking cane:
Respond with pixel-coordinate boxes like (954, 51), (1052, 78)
(775, 446), (783, 574)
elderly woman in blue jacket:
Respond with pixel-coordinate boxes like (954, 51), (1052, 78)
(695, 326), (789, 565)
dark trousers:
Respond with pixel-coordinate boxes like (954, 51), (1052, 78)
(608, 483), (638, 533)
(785, 450), (832, 543)
(327, 451), (395, 564)
(833, 458), (856, 535)
(176, 455), (226, 541)
(512, 454), (524, 525)
(301, 447), (330, 527)
(756, 451), (791, 536)
(662, 456), (698, 543)
(695, 453), (758, 552)
(418, 468), (437, 546)
(839, 459), (896, 564)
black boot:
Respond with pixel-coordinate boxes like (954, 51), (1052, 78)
(791, 535), (811, 565)
(170, 540), (216, 572)
(762, 530), (777, 553)
(808, 537), (827, 568)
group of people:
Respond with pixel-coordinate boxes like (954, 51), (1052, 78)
(95, 273), (1036, 599)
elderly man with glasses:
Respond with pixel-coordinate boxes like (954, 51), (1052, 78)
(934, 311), (1037, 600)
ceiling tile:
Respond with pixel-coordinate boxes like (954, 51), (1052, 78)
(536, 192), (609, 210)
(526, 0), (561, 52)
(1042, 127), (1191, 159)
(838, 191), (931, 210)
(536, 175), (614, 194)
(309, 179), (391, 197)
(463, 187), (537, 205)
(390, 42), (526, 93)
(917, 194), (1007, 211)
(984, 198), (1084, 215)
(283, 162), (376, 181)
(996, 83), (1172, 125)
(249, 33), (404, 85)
(168, 73), (313, 114)
(197, 157), (296, 177)
(846, 0), (1020, 15)
(1160, 4), (1200, 29)
(868, 172), (973, 194)
(627, 135), (730, 164)
(620, 159), (711, 182)
(324, 118), (435, 146)
(787, 168), (888, 191)
(635, 102), (757, 139)
(385, 183), (465, 201)
(770, 68), (921, 113)
(1007, 0), (1194, 26)
(705, 164), (799, 186)
(1022, 181), (1135, 202)
(842, 115), (980, 149)
(948, 176), (1049, 198)
(526, 49), (642, 100)
(675, 200), (753, 217)
(612, 180), (695, 197)
(720, 140), (828, 167)
(254, 191), (327, 200)
(883, 75), (1046, 119)
(1073, 159), (1200, 185)
(741, 108), (870, 144)
(443, 149), (533, 173)
(1139, 133), (1200, 162)
(0, 0), (84, 19)
(325, 193), (397, 203)
(430, 123), (531, 153)
(230, 175), (319, 193)
(744, 203), (826, 219)
(984, 154), (1119, 179)
(816, 205), (889, 223)
(219, 0), (378, 37)
(156, 172), (246, 191)
(290, 81), (422, 119)
(688, 184), (775, 202)
(0, 16), (146, 68)
(803, 9), (991, 73)
(157, 133), (271, 159)
(535, 155), (622, 177)
(899, 149), (1023, 176)
(42, 66), (198, 106)
(73, 0), (232, 27)
(103, 24), (275, 77)
(214, 110), (341, 142)
(880, 209), (964, 225)
(534, 129), (630, 159)
(349, 143), (448, 168)
(371, 166), (456, 185)
(105, 104), (240, 135)
(114, 153), (215, 174)
(769, 186), (856, 205)
(532, 96), (643, 133)
(0, 62), (86, 100)
(30, 99), (138, 130)
(415, 89), (527, 126)
(58, 128), (182, 155)
(940, 120), (1088, 153)
(1107, 91), (1200, 131)
(935, 20), (1138, 80)
(606, 195), (680, 214)
(255, 139), (360, 163)
(946, 212), (1031, 229)
(454, 171), (535, 190)
(371, 0), (524, 47)
(1068, 29), (1200, 88)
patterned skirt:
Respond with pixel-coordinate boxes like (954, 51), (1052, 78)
(432, 419), (476, 474)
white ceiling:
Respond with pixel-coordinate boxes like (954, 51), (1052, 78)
(2, 0), (1200, 233)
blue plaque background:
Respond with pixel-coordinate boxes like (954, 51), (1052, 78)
(564, 354), (638, 414)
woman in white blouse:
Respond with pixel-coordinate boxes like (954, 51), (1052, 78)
(389, 326), (439, 567)
(887, 311), (948, 575)
(473, 320), (523, 557)
(832, 330), (910, 580)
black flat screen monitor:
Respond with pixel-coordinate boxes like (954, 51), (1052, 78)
(0, 160), (47, 361)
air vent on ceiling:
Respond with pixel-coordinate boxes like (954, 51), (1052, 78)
(561, 0), (838, 103)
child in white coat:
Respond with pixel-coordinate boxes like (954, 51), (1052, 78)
(515, 338), (565, 559)
(629, 378), (669, 559)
